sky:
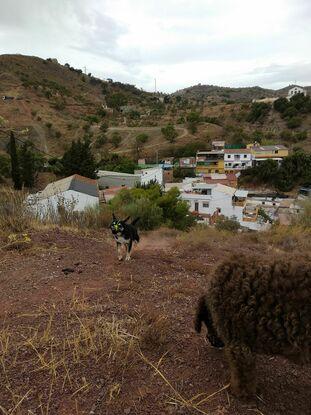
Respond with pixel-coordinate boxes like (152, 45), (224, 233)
(0, 0), (310, 92)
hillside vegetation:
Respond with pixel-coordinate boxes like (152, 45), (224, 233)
(0, 54), (311, 163)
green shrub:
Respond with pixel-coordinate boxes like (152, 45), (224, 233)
(109, 185), (194, 231)
(215, 216), (240, 232)
(0, 154), (11, 180)
(246, 102), (271, 123)
(286, 116), (302, 129)
(110, 132), (122, 148)
(296, 199), (311, 228)
(95, 135), (108, 148)
(161, 124), (178, 143)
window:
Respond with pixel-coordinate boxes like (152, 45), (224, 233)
(202, 189), (211, 195)
(227, 155), (231, 158)
(244, 154), (247, 158)
(203, 202), (209, 208)
(217, 207), (221, 213)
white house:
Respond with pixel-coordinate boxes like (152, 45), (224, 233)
(224, 149), (253, 172)
(28, 174), (99, 216)
(287, 86), (307, 100)
(135, 166), (164, 187)
(180, 183), (268, 230)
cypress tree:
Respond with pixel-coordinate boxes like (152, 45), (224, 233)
(9, 131), (22, 190)
(20, 141), (35, 188)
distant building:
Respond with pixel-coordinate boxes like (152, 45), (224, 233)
(163, 169), (174, 183)
(196, 150), (225, 175)
(212, 140), (225, 150)
(180, 183), (269, 231)
(101, 186), (128, 203)
(135, 166), (163, 186)
(28, 174), (99, 215)
(224, 149), (253, 172)
(203, 173), (238, 188)
(287, 86), (307, 100)
(247, 144), (289, 165)
(97, 170), (141, 189)
(179, 157), (196, 168)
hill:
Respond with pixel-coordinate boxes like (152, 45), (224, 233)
(0, 54), (154, 156)
(173, 83), (311, 103)
(0, 54), (310, 161)
(173, 84), (277, 102)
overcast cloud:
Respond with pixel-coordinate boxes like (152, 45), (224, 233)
(0, 0), (310, 92)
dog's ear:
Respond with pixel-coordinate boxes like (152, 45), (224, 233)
(122, 216), (130, 223)
(112, 213), (116, 220)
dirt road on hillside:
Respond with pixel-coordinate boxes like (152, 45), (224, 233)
(107, 125), (188, 154)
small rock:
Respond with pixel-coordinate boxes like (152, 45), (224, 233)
(62, 267), (75, 275)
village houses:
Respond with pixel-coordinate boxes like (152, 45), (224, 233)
(28, 174), (99, 216)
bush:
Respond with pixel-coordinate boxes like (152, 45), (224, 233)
(110, 132), (122, 148)
(161, 124), (178, 143)
(0, 154), (11, 180)
(95, 135), (107, 148)
(286, 116), (302, 129)
(240, 151), (311, 192)
(246, 102), (271, 122)
(0, 189), (32, 233)
(186, 111), (201, 133)
(296, 199), (311, 228)
(135, 133), (149, 144)
(215, 216), (240, 232)
(98, 154), (137, 174)
(109, 185), (194, 231)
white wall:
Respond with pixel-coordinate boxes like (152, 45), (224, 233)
(287, 87), (306, 99)
(29, 190), (99, 217)
(181, 188), (265, 230)
(140, 167), (163, 186)
(224, 153), (253, 170)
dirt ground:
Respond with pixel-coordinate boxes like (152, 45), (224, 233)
(0, 228), (310, 415)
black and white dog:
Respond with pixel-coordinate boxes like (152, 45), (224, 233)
(110, 214), (140, 261)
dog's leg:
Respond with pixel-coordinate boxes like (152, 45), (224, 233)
(225, 342), (256, 399)
(125, 240), (133, 261)
(116, 243), (123, 261)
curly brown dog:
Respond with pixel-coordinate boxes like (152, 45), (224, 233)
(195, 255), (311, 398)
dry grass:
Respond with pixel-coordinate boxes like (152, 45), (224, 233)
(0, 188), (112, 241)
(0, 292), (143, 414)
(138, 309), (170, 350)
(139, 352), (230, 415)
(175, 225), (228, 251)
(0, 188), (32, 234)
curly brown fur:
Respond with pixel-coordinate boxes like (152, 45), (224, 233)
(195, 255), (311, 399)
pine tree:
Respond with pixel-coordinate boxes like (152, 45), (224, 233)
(9, 131), (22, 190)
(61, 139), (96, 178)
